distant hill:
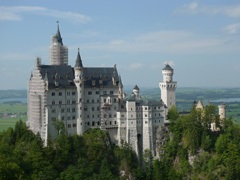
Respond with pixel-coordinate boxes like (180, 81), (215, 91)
(0, 90), (27, 99)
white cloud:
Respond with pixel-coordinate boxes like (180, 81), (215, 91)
(0, 6), (91, 23)
(128, 63), (143, 70)
(175, 2), (240, 18)
(224, 23), (240, 34)
(82, 30), (239, 55)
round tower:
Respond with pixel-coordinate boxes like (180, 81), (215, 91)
(162, 64), (174, 82)
(159, 64), (177, 109)
(74, 48), (85, 135)
(218, 103), (226, 120)
(133, 85), (140, 100)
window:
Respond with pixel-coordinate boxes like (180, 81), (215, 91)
(72, 116), (75, 120)
(59, 101), (62, 105)
(92, 99), (94, 103)
(103, 91), (107, 95)
(110, 91), (114, 95)
(52, 101), (55, 105)
(67, 108), (70, 113)
(145, 107), (147, 110)
(86, 100), (89, 103)
(52, 92), (55, 96)
(88, 91), (92, 95)
(92, 115), (94, 118)
(72, 92), (76, 95)
(92, 107), (95, 111)
(67, 117), (71, 120)
(73, 124), (76, 128)
(96, 91), (99, 95)
(62, 116), (64, 120)
(104, 99), (106, 103)
(68, 124), (71, 128)
(72, 100), (76, 104)
(92, 121), (95, 126)
(59, 92), (62, 96)
(145, 114), (147, 117)
(51, 109), (56, 113)
(114, 98), (117, 103)
(72, 108), (75, 113)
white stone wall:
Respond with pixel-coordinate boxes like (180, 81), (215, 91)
(27, 67), (46, 140)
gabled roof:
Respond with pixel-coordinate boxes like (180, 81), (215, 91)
(196, 100), (204, 110)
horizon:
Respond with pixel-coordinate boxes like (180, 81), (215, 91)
(1, 1), (240, 89)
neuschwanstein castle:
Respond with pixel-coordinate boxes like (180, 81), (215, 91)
(27, 25), (177, 157)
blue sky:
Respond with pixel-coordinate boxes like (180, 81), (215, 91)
(0, 0), (240, 90)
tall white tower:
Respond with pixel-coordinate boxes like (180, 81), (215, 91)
(74, 48), (85, 135)
(159, 64), (177, 109)
(218, 103), (226, 120)
(49, 24), (68, 65)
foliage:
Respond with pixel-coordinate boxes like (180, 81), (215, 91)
(0, 121), (141, 179)
(157, 104), (240, 179)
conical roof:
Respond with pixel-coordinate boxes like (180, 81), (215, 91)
(55, 24), (63, 45)
(163, 64), (173, 71)
(133, 85), (139, 90)
(75, 48), (83, 67)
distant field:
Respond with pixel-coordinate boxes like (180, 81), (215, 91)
(0, 103), (27, 114)
(0, 102), (27, 131)
(0, 116), (27, 131)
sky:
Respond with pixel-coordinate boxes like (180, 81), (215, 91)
(0, 0), (240, 90)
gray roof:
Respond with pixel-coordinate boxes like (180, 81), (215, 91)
(54, 25), (63, 45)
(39, 65), (119, 88)
(84, 67), (119, 88)
(75, 49), (83, 68)
(40, 65), (75, 88)
(133, 85), (139, 90)
(163, 64), (173, 71)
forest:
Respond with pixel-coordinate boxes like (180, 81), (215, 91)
(1, 105), (240, 179)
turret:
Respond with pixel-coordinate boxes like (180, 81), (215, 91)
(49, 23), (68, 65)
(162, 64), (173, 82)
(218, 103), (226, 120)
(74, 48), (85, 135)
(159, 64), (177, 109)
(118, 76), (123, 102)
(133, 85), (140, 100)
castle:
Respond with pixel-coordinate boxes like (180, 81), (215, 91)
(27, 25), (177, 157)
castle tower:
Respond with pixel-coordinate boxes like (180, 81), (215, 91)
(74, 48), (85, 135)
(133, 85), (140, 100)
(49, 23), (68, 65)
(118, 76), (123, 102)
(159, 64), (177, 109)
(218, 103), (226, 120)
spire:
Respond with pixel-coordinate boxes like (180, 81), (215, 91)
(44, 71), (48, 82)
(133, 85), (139, 90)
(55, 21), (63, 45)
(75, 48), (83, 68)
(118, 75), (123, 87)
